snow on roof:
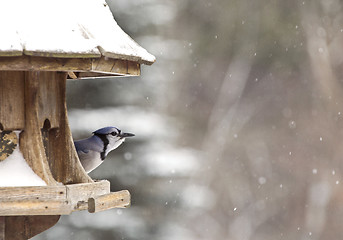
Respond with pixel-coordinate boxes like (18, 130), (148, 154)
(0, 0), (155, 65)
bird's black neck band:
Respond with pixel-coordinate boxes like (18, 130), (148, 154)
(94, 134), (108, 160)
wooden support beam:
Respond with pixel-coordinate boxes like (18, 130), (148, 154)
(0, 56), (140, 77)
(88, 190), (131, 213)
(66, 181), (110, 211)
(19, 72), (58, 186)
(0, 181), (129, 216)
(0, 56), (92, 72)
(43, 72), (92, 184)
(0, 185), (68, 216)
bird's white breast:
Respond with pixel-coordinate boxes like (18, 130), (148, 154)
(78, 150), (103, 173)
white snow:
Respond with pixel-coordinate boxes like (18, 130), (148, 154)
(0, 132), (47, 187)
(0, 0), (155, 64)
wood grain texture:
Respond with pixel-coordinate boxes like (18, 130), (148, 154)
(44, 73), (92, 184)
(88, 190), (131, 213)
(66, 181), (110, 211)
(0, 56), (93, 72)
(93, 57), (141, 76)
(0, 71), (25, 130)
(0, 56), (140, 77)
(4, 216), (60, 240)
(0, 217), (4, 240)
(0, 180), (128, 216)
(19, 72), (57, 186)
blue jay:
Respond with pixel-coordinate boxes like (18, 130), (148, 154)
(74, 126), (134, 173)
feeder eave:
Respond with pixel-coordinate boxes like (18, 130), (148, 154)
(0, 0), (155, 76)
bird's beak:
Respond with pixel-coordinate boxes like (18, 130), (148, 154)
(119, 132), (135, 138)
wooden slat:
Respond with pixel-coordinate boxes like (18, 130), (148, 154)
(0, 181), (108, 215)
(0, 217), (4, 240)
(0, 200), (70, 216)
(71, 72), (123, 79)
(0, 181), (129, 216)
(0, 186), (68, 216)
(0, 72), (25, 130)
(5, 215), (60, 240)
(93, 57), (116, 72)
(0, 56), (140, 76)
(0, 56), (92, 72)
(66, 181), (110, 211)
(88, 190), (131, 213)
(93, 58), (141, 76)
(0, 185), (66, 201)
(36, 72), (62, 128)
(45, 75), (93, 184)
(127, 61), (141, 76)
(19, 72), (58, 186)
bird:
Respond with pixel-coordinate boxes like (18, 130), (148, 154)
(74, 126), (135, 173)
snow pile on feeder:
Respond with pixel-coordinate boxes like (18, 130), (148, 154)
(0, 131), (46, 187)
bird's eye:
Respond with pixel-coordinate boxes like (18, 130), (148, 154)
(111, 132), (117, 136)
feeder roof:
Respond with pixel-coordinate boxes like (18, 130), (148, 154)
(0, 0), (155, 77)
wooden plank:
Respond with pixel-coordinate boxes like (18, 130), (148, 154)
(66, 180), (110, 211)
(36, 72), (63, 128)
(0, 72), (25, 130)
(127, 61), (141, 76)
(0, 186), (69, 216)
(0, 217), (4, 240)
(88, 190), (131, 213)
(0, 56), (140, 76)
(45, 74), (93, 184)
(0, 200), (70, 216)
(0, 56), (93, 72)
(93, 57), (116, 72)
(0, 182), (129, 215)
(68, 72), (78, 79)
(5, 215), (60, 240)
(93, 58), (141, 76)
(72, 72), (123, 79)
(19, 72), (58, 186)
(0, 185), (66, 201)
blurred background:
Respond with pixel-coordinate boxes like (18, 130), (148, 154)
(34, 0), (343, 239)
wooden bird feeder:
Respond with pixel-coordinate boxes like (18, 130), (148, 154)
(0, 0), (155, 239)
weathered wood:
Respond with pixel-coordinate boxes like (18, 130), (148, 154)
(66, 181), (110, 211)
(0, 56), (93, 72)
(0, 200), (70, 216)
(0, 186), (68, 216)
(88, 190), (131, 213)
(35, 72), (62, 128)
(0, 217), (4, 240)
(68, 72), (78, 79)
(72, 72), (123, 79)
(0, 181), (128, 216)
(45, 73), (92, 184)
(0, 72), (25, 130)
(93, 58), (141, 76)
(0, 56), (141, 77)
(19, 72), (57, 186)
(0, 185), (66, 201)
(5, 216), (60, 240)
